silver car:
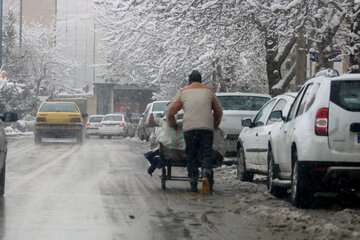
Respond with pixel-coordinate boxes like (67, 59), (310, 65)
(216, 92), (271, 157)
(85, 115), (104, 138)
(0, 112), (19, 195)
(137, 101), (169, 141)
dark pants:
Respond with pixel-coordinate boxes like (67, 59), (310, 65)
(184, 129), (213, 183)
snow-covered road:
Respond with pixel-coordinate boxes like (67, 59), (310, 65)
(2, 136), (360, 240)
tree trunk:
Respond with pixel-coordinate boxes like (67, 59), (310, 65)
(296, 28), (307, 86)
(349, 4), (360, 73)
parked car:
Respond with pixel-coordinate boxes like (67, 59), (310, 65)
(237, 93), (296, 181)
(0, 112), (18, 195)
(85, 115), (104, 138)
(268, 70), (360, 208)
(137, 101), (169, 141)
(35, 102), (84, 144)
(98, 113), (128, 139)
(216, 93), (271, 156)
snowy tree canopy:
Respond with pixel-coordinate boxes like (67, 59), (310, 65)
(95, 0), (359, 96)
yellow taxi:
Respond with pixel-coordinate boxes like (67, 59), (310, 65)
(35, 102), (84, 144)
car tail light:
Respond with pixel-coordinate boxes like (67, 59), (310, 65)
(315, 108), (329, 136)
(36, 117), (47, 122)
(148, 113), (155, 125)
(119, 122), (125, 127)
(70, 118), (81, 123)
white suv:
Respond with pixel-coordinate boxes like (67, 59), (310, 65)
(237, 93), (296, 181)
(268, 71), (360, 208)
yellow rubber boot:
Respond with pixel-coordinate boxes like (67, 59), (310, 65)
(201, 177), (210, 194)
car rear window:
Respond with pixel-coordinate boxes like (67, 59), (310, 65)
(89, 116), (103, 123)
(217, 96), (270, 111)
(103, 115), (123, 121)
(152, 102), (168, 112)
(39, 103), (78, 113)
(331, 81), (360, 112)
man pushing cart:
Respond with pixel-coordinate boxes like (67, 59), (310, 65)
(150, 70), (223, 193)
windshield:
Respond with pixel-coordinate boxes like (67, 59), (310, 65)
(89, 116), (104, 123)
(152, 102), (169, 112)
(103, 115), (123, 121)
(39, 103), (78, 113)
(217, 96), (270, 111)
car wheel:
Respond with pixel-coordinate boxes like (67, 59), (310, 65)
(290, 150), (312, 208)
(34, 133), (42, 145)
(237, 146), (254, 182)
(267, 148), (287, 198)
(0, 160), (6, 196)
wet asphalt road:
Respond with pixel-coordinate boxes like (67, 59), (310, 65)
(2, 136), (272, 240)
(5, 137), (360, 240)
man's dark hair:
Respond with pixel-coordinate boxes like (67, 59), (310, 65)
(189, 70), (202, 83)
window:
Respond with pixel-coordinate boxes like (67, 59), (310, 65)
(104, 115), (123, 121)
(152, 102), (169, 112)
(331, 81), (360, 112)
(89, 116), (103, 123)
(39, 103), (78, 113)
(217, 96), (271, 111)
(267, 99), (287, 125)
(297, 84), (314, 117)
(253, 100), (276, 127)
(288, 87), (305, 121)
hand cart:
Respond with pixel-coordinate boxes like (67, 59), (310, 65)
(158, 143), (228, 190)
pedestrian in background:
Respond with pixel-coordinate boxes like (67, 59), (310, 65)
(167, 70), (223, 192)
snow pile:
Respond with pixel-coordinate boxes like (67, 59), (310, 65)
(4, 126), (22, 136)
(4, 120), (34, 137)
(214, 165), (360, 240)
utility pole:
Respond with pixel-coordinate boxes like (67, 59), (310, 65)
(19, 0), (23, 48)
(0, 0), (3, 68)
(93, 21), (96, 84)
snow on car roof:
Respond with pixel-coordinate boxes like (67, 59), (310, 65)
(309, 73), (360, 84)
(216, 92), (271, 98)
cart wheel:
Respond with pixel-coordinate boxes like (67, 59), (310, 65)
(161, 178), (166, 190)
(161, 167), (167, 190)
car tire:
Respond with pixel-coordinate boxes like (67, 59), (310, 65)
(34, 133), (42, 145)
(237, 146), (254, 182)
(290, 150), (313, 208)
(267, 148), (287, 198)
(0, 160), (6, 196)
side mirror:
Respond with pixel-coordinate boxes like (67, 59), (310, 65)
(1, 112), (19, 122)
(242, 118), (253, 128)
(269, 110), (285, 122)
